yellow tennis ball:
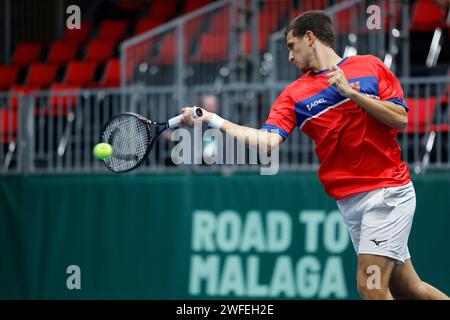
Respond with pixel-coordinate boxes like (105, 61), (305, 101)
(93, 143), (113, 160)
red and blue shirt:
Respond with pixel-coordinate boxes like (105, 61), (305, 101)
(262, 55), (411, 200)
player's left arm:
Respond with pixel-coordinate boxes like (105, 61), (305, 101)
(327, 64), (407, 130)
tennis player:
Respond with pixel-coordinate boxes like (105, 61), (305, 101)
(181, 11), (449, 300)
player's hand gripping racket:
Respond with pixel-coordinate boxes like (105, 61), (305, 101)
(100, 107), (203, 173)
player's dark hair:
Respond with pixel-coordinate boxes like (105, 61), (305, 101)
(283, 11), (335, 49)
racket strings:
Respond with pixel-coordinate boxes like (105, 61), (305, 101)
(102, 115), (152, 172)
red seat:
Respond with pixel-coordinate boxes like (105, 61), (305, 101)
(0, 65), (19, 91)
(262, 1), (290, 19)
(7, 63), (57, 109)
(117, 0), (144, 11)
(135, 19), (165, 35)
(299, 0), (327, 11)
(64, 61), (97, 86)
(85, 39), (116, 63)
(259, 11), (281, 35)
(155, 35), (192, 63)
(148, 0), (178, 21)
(26, 63), (58, 88)
(242, 31), (269, 54)
(8, 85), (40, 110)
(410, 0), (447, 31)
(209, 13), (230, 34)
(401, 96), (449, 171)
(98, 20), (128, 42)
(127, 40), (154, 66)
(0, 109), (18, 144)
(290, 9), (302, 20)
(48, 41), (79, 67)
(90, 59), (121, 88)
(64, 22), (93, 45)
(183, 0), (211, 13)
(402, 97), (438, 134)
(195, 34), (229, 62)
(12, 43), (43, 68)
(102, 59), (120, 87)
(39, 84), (81, 117)
(334, 5), (361, 35)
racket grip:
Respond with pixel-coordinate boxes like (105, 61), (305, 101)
(167, 107), (203, 128)
(167, 114), (184, 128)
(192, 107), (203, 118)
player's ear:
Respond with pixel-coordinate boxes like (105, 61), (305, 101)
(305, 31), (315, 47)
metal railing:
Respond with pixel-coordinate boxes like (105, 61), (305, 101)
(1, 0), (448, 175)
(121, 0), (401, 91)
(1, 75), (449, 175)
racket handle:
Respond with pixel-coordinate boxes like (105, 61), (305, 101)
(192, 107), (203, 118)
(167, 107), (203, 128)
(167, 114), (184, 128)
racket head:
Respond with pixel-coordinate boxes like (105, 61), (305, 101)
(100, 112), (153, 173)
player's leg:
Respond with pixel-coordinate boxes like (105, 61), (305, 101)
(389, 259), (449, 300)
(357, 254), (395, 299)
(355, 182), (416, 299)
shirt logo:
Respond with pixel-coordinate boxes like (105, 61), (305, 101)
(370, 239), (387, 246)
(305, 98), (326, 111)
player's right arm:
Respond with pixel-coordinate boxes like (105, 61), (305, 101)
(181, 90), (296, 151)
(182, 90), (297, 151)
(181, 107), (284, 151)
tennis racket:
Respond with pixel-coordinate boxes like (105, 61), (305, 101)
(100, 107), (203, 173)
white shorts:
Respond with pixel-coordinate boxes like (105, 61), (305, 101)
(336, 181), (416, 264)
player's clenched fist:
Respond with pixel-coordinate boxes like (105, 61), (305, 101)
(326, 64), (355, 98)
(180, 106), (212, 127)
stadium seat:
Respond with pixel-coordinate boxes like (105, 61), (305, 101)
(261, 0), (290, 19)
(48, 41), (79, 67)
(102, 58), (121, 87)
(0, 109), (18, 144)
(63, 61), (97, 86)
(155, 34), (194, 63)
(403, 97), (449, 132)
(150, 16), (203, 64)
(12, 43), (43, 68)
(85, 39), (116, 63)
(89, 59), (120, 88)
(410, 0), (447, 31)
(258, 11), (281, 35)
(64, 22), (93, 45)
(7, 63), (58, 109)
(183, 0), (211, 13)
(128, 40), (155, 67)
(242, 31), (269, 54)
(8, 85), (40, 110)
(402, 97), (438, 134)
(25, 63), (58, 89)
(196, 34), (229, 62)
(333, 7), (352, 35)
(98, 20), (128, 42)
(148, 0), (179, 21)
(401, 96), (449, 171)
(0, 65), (19, 91)
(135, 19), (165, 35)
(43, 84), (81, 117)
(208, 13), (230, 34)
(117, 0), (144, 11)
(298, 0), (327, 11)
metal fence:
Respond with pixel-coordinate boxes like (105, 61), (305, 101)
(1, 0), (448, 175)
(121, 0), (402, 91)
(1, 75), (449, 175)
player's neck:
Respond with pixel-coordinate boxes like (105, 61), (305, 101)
(310, 46), (343, 73)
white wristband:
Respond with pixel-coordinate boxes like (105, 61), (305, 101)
(209, 114), (225, 129)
